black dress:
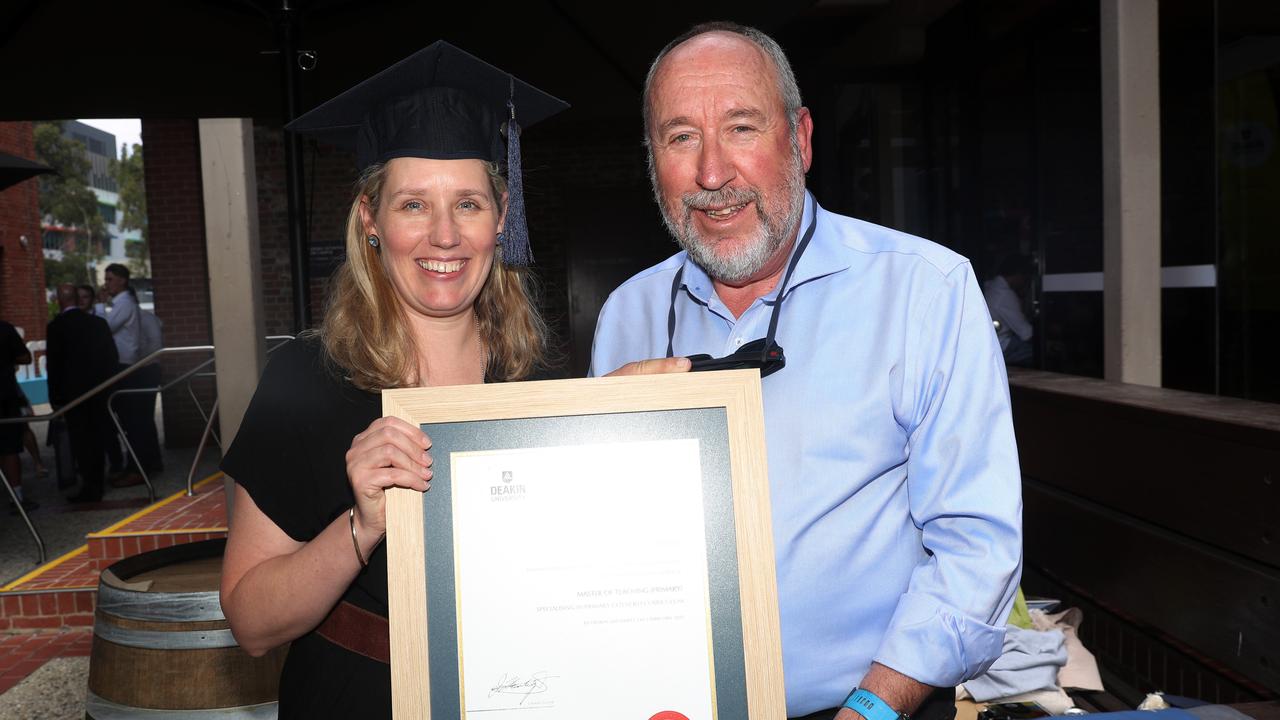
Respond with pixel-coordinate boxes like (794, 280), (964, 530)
(221, 336), (390, 718)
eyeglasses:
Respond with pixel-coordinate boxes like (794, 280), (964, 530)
(665, 212), (817, 379)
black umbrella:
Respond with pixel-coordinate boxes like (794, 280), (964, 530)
(0, 151), (53, 191)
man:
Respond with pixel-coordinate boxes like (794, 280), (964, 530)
(76, 284), (97, 314)
(47, 284), (119, 502)
(102, 263), (162, 483)
(591, 23), (1023, 720)
(0, 319), (37, 513)
(983, 255), (1035, 367)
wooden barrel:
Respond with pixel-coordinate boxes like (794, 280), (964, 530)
(87, 538), (288, 718)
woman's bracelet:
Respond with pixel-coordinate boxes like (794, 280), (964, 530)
(349, 506), (369, 568)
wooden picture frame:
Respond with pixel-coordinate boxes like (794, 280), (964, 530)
(384, 370), (783, 719)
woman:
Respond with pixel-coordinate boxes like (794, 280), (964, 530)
(218, 43), (567, 717)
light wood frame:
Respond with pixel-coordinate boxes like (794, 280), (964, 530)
(384, 370), (784, 719)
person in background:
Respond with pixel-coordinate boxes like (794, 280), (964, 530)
(102, 263), (162, 483)
(77, 284), (97, 314)
(47, 284), (119, 503)
(15, 388), (48, 479)
(591, 22), (1022, 720)
(1, 319), (37, 513)
(983, 254), (1036, 367)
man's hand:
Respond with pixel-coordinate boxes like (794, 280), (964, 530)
(837, 663), (934, 720)
(603, 357), (691, 377)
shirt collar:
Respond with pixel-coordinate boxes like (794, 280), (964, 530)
(678, 190), (850, 305)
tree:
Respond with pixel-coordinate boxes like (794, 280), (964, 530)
(113, 142), (149, 277)
(34, 121), (106, 284)
(43, 254), (94, 286)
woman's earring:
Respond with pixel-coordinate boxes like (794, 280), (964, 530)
(367, 234), (381, 254)
(496, 231), (505, 245)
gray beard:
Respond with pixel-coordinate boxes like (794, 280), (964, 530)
(654, 149), (807, 284)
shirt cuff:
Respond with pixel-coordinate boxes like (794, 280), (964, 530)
(872, 591), (1007, 688)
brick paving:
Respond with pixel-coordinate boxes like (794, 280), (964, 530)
(0, 472), (228, 694)
(0, 629), (92, 695)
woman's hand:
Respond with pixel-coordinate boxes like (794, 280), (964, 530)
(604, 357), (691, 377)
(345, 417), (432, 544)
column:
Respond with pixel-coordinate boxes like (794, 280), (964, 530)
(1101, 0), (1162, 386)
(199, 118), (266, 511)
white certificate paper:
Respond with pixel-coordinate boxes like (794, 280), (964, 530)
(450, 438), (716, 720)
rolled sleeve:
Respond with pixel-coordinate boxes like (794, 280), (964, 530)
(875, 592), (1010, 687)
(877, 262), (1023, 687)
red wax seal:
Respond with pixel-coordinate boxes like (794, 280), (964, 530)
(650, 713), (690, 720)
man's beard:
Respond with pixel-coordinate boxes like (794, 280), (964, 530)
(652, 143), (806, 284)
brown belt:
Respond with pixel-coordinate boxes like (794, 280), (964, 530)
(315, 600), (390, 664)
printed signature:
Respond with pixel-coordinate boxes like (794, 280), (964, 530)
(488, 671), (559, 704)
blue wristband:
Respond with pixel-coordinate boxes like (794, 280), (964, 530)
(843, 688), (903, 720)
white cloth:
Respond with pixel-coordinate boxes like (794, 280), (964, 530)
(106, 290), (142, 364)
(1031, 608), (1104, 691)
(983, 275), (1033, 351)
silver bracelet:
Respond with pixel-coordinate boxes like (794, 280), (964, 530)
(349, 506), (368, 568)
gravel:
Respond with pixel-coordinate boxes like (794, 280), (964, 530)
(0, 656), (89, 719)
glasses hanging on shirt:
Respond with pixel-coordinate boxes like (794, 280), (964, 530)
(665, 212), (817, 378)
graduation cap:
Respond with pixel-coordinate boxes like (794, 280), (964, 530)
(287, 41), (569, 265)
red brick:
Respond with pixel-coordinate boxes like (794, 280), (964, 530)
(6, 658), (46, 680)
(2, 595), (19, 615)
(74, 592), (94, 613)
(0, 123), (46, 340)
(121, 536), (139, 558)
(12, 616), (60, 629)
(64, 614), (95, 627)
(0, 618), (9, 630)
(138, 535), (157, 553)
(19, 595), (39, 615)
(56, 593), (76, 615)
(38, 594), (57, 615)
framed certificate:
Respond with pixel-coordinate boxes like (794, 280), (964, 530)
(384, 371), (783, 720)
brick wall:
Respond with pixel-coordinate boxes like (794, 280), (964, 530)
(252, 123), (353, 334)
(141, 119), (215, 448)
(0, 121), (48, 343)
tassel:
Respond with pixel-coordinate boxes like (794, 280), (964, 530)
(502, 83), (533, 266)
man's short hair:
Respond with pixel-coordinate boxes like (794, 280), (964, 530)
(104, 263), (130, 280)
(641, 21), (804, 143)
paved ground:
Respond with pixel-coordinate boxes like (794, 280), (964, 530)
(1, 401), (224, 586)
(0, 402), (225, 717)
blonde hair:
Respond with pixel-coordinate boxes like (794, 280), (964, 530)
(317, 160), (549, 390)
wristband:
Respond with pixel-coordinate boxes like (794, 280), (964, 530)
(843, 688), (906, 720)
(350, 507), (368, 568)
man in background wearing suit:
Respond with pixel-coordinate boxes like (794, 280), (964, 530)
(47, 283), (119, 503)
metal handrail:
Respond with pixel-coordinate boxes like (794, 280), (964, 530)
(104, 336), (294, 501)
(0, 336), (295, 565)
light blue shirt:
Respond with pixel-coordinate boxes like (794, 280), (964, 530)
(590, 193), (1023, 716)
(106, 289), (142, 365)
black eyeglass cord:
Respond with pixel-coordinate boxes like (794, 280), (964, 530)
(666, 210), (819, 362)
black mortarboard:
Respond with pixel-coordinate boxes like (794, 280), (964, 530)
(287, 41), (568, 265)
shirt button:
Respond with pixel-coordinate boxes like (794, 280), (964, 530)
(734, 337), (744, 347)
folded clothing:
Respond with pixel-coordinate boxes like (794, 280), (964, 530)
(1031, 607), (1104, 691)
